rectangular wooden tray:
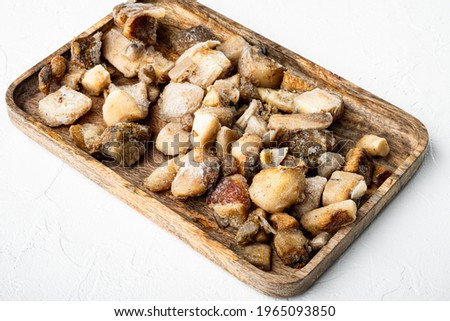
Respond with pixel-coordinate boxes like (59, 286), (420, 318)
(5, 0), (428, 297)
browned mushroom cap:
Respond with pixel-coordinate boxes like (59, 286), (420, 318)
(238, 243), (272, 271)
(50, 56), (68, 81)
(274, 229), (310, 268)
(269, 213), (300, 231)
(123, 13), (158, 46)
(38, 64), (52, 95)
(343, 147), (374, 185)
(70, 32), (102, 69)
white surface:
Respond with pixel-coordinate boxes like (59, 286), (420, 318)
(1, 0), (449, 301)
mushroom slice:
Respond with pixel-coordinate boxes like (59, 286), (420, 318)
(157, 82), (204, 122)
(372, 164), (393, 187)
(268, 113), (333, 131)
(356, 134), (390, 157)
(101, 122), (150, 167)
(292, 176), (328, 220)
(217, 35), (250, 67)
(113, 3), (166, 28)
(38, 86), (92, 127)
(144, 157), (182, 193)
(300, 199), (357, 236)
(249, 167), (306, 214)
(81, 65), (111, 96)
(309, 232), (331, 251)
(187, 49), (232, 89)
(195, 106), (236, 127)
(236, 208), (274, 245)
(260, 147), (289, 169)
(169, 25), (218, 55)
(238, 46), (284, 88)
(216, 126), (240, 156)
(38, 65), (52, 95)
(239, 76), (261, 103)
(238, 243), (272, 271)
(171, 156), (220, 198)
(245, 116), (268, 138)
(155, 123), (191, 156)
(343, 147), (374, 185)
(61, 65), (86, 90)
(141, 48), (175, 84)
(168, 57), (197, 83)
(257, 88), (298, 113)
(207, 174), (251, 228)
(102, 28), (143, 78)
(294, 88), (344, 119)
(280, 155), (308, 173)
(322, 171), (367, 206)
(50, 56), (68, 82)
(70, 32), (102, 69)
(203, 76), (240, 107)
(236, 99), (262, 129)
(281, 71), (315, 93)
(176, 40), (221, 64)
(231, 134), (263, 179)
(274, 229), (310, 268)
(69, 123), (105, 155)
(270, 213), (300, 231)
(191, 112), (221, 148)
(317, 152), (346, 179)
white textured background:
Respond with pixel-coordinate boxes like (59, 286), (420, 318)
(1, 0), (449, 300)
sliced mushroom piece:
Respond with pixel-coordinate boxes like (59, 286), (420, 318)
(309, 232), (331, 251)
(169, 25), (218, 55)
(281, 71), (315, 93)
(294, 88), (344, 119)
(195, 106), (236, 128)
(343, 147), (374, 185)
(257, 88), (298, 113)
(144, 157), (182, 193)
(245, 116), (268, 137)
(300, 199), (357, 236)
(292, 176), (328, 220)
(191, 112), (221, 148)
(81, 65), (111, 96)
(141, 48), (175, 84)
(217, 35), (250, 67)
(157, 82), (204, 122)
(102, 28), (143, 78)
(168, 57), (197, 83)
(260, 147), (289, 169)
(322, 171), (367, 206)
(207, 174), (251, 228)
(231, 134), (263, 178)
(61, 65), (86, 90)
(176, 40), (221, 64)
(239, 76), (261, 103)
(171, 156), (220, 198)
(101, 122), (150, 167)
(372, 164), (393, 187)
(38, 86), (92, 127)
(356, 134), (390, 157)
(236, 208), (274, 245)
(280, 155), (308, 174)
(69, 123), (105, 155)
(113, 3), (166, 28)
(38, 64), (52, 95)
(238, 243), (272, 271)
(122, 12), (159, 45)
(317, 152), (346, 179)
(236, 217), (260, 245)
(216, 126), (240, 156)
(202, 76), (240, 108)
(187, 49), (232, 89)
(268, 113), (333, 131)
(270, 213), (300, 231)
(236, 99), (262, 129)
(274, 229), (310, 268)
(50, 56), (68, 82)
(238, 46), (284, 88)
(249, 167), (306, 214)
(70, 32), (102, 69)
(155, 123), (191, 156)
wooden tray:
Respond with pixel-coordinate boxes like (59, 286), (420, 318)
(5, 0), (428, 297)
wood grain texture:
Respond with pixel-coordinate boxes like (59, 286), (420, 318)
(5, 0), (428, 297)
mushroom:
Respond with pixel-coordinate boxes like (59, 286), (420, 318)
(238, 243), (272, 271)
(207, 174), (251, 228)
(221, 154), (239, 177)
(61, 65), (86, 90)
(294, 88), (344, 119)
(372, 164), (393, 187)
(216, 126), (240, 156)
(239, 76), (261, 103)
(259, 147), (289, 169)
(343, 147), (374, 185)
(280, 155), (309, 173)
(38, 86), (92, 127)
(38, 64), (52, 95)
(202, 76), (240, 108)
(249, 167), (306, 214)
(155, 123), (191, 156)
(356, 134), (390, 157)
(231, 134), (263, 179)
(144, 157), (182, 192)
(270, 213), (300, 231)
(257, 88), (298, 113)
(171, 155), (220, 198)
(194, 106), (236, 128)
(281, 70), (315, 93)
(309, 232), (331, 251)
(180, 113), (195, 132)
(191, 112), (221, 148)
(292, 176), (328, 220)
(236, 99), (262, 129)
(141, 47), (175, 84)
(81, 65), (111, 96)
(268, 113), (333, 131)
(101, 122), (150, 167)
(322, 171), (367, 206)
(236, 208), (274, 245)
(50, 56), (68, 82)
(317, 152), (346, 179)
(217, 35), (250, 67)
(168, 57), (197, 83)
(238, 46), (284, 88)
(300, 199), (357, 236)
(245, 116), (268, 137)
(69, 123), (105, 155)
(70, 32), (102, 69)
(273, 229), (310, 268)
